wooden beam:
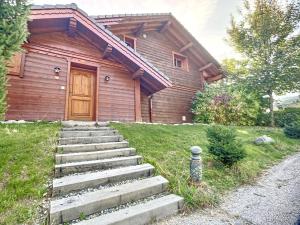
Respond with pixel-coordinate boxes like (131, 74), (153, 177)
(179, 42), (193, 53)
(159, 21), (171, 33)
(134, 22), (146, 37)
(202, 70), (210, 78)
(103, 44), (113, 59)
(199, 72), (205, 91)
(67, 17), (77, 37)
(206, 74), (223, 82)
(199, 63), (213, 72)
(134, 79), (142, 122)
(132, 68), (144, 80)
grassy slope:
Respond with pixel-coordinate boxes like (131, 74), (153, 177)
(0, 122), (60, 225)
(111, 123), (300, 209)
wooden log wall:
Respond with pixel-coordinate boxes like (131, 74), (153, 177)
(135, 31), (202, 123)
(6, 52), (67, 120)
(6, 31), (136, 121)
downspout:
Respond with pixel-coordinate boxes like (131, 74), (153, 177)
(149, 95), (153, 123)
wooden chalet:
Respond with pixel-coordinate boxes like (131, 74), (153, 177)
(6, 4), (224, 123)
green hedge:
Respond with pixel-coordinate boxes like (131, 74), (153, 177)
(257, 107), (300, 127)
(284, 122), (300, 139)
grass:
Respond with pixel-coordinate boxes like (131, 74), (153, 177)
(0, 122), (60, 225)
(111, 123), (300, 210)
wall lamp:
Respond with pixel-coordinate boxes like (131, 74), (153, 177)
(104, 75), (111, 81)
(54, 66), (61, 74)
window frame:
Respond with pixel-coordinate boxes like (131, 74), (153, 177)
(172, 51), (189, 71)
(7, 52), (26, 77)
(123, 35), (137, 51)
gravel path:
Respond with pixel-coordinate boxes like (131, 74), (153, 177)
(158, 151), (300, 225)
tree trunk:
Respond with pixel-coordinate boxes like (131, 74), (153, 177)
(269, 91), (275, 127)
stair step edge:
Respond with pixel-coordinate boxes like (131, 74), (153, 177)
(74, 194), (183, 225)
(55, 155), (142, 168)
(56, 148), (136, 156)
(50, 176), (169, 224)
(57, 141), (129, 148)
(52, 164), (155, 196)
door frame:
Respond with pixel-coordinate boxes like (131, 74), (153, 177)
(64, 58), (100, 121)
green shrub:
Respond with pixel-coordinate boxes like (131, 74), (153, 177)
(0, 1), (30, 119)
(284, 122), (300, 139)
(206, 126), (246, 166)
(256, 108), (300, 127)
(275, 108), (300, 127)
(191, 84), (261, 126)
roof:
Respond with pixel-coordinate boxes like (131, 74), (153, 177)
(29, 4), (172, 94)
(92, 13), (225, 80)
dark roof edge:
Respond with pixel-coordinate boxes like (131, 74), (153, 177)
(92, 12), (172, 19)
(30, 4), (172, 86)
(93, 11), (223, 73)
(168, 14), (221, 69)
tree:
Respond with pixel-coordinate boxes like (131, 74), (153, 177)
(0, 0), (29, 119)
(227, 0), (300, 126)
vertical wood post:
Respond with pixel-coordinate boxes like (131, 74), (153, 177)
(134, 78), (142, 122)
(149, 95), (153, 123)
(64, 58), (71, 121)
(95, 66), (100, 122)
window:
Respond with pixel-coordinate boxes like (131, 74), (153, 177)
(173, 52), (188, 71)
(7, 52), (25, 77)
(123, 35), (136, 50)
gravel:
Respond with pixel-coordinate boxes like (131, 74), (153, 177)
(54, 177), (144, 200)
(158, 151), (300, 225)
(69, 192), (168, 224)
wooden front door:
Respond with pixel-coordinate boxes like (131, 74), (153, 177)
(68, 68), (96, 121)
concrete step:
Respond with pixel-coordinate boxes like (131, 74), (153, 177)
(57, 141), (129, 153)
(74, 194), (184, 225)
(62, 121), (109, 127)
(61, 130), (118, 138)
(59, 135), (123, 145)
(55, 148), (137, 164)
(52, 164), (155, 196)
(62, 126), (112, 131)
(50, 176), (169, 225)
(55, 155), (142, 177)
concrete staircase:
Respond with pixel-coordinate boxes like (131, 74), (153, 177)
(49, 121), (183, 225)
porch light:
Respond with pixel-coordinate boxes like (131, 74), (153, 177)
(54, 66), (61, 74)
(104, 75), (111, 81)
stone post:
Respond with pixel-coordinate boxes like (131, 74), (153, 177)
(190, 146), (202, 182)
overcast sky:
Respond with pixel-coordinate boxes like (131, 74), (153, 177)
(30, 0), (243, 62)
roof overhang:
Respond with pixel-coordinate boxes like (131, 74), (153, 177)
(29, 4), (172, 94)
(93, 13), (226, 82)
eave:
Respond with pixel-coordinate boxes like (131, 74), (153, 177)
(29, 4), (172, 94)
(93, 13), (225, 82)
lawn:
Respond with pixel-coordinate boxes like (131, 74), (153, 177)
(0, 122), (60, 225)
(111, 123), (300, 209)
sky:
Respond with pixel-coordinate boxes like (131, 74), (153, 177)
(30, 0), (243, 62)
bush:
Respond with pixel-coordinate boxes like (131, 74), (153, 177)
(284, 122), (300, 139)
(256, 108), (300, 127)
(0, 1), (30, 118)
(275, 108), (300, 127)
(191, 84), (261, 126)
(206, 126), (246, 166)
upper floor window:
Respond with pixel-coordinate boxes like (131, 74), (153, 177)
(173, 52), (188, 71)
(123, 35), (136, 50)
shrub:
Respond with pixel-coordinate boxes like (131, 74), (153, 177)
(256, 108), (300, 127)
(275, 108), (300, 127)
(206, 126), (246, 166)
(284, 122), (300, 139)
(0, 1), (30, 119)
(191, 84), (261, 126)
